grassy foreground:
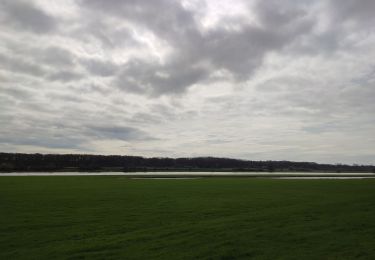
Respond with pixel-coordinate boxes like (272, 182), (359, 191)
(1, 177), (375, 259)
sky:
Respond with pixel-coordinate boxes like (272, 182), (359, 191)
(0, 0), (374, 164)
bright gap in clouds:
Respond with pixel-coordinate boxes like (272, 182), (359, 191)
(0, 0), (374, 164)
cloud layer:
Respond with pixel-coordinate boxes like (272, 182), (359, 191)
(1, 0), (374, 164)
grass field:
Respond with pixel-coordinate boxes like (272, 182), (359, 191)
(1, 177), (375, 259)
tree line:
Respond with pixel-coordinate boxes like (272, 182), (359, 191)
(0, 152), (374, 173)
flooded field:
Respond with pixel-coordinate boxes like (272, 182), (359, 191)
(1, 172), (375, 179)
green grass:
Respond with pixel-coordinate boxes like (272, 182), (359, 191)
(1, 177), (375, 259)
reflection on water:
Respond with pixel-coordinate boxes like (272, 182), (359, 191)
(1, 172), (375, 179)
(274, 177), (375, 179)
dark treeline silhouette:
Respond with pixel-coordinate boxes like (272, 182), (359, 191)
(0, 152), (374, 173)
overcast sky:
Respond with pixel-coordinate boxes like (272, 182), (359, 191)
(0, 0), (374, 164)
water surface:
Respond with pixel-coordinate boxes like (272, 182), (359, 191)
(1, 172), (375, 179)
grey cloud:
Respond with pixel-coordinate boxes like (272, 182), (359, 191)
(130, 112), (161, 124)
(80, 84), (110, 95)
(255, 0), (308, 28)
(0, 0), (57, 33)
(88, 125), (155, 141)
(301, 122), (344, 134)
(0, 112), (153, 151)
(254, 69), (375, 125)
(4, 40), (76, 67)
(79, 0), (199, 45)
(45, 92), (86, 104)
(40, 47), (75, 67)
(0, 118), (88, 150)
(286, 0), (375, 56)
(48, 70), (83, 82)
(0, 42), (80, 81)
(202, 21), (311, 80)
(0, 95), (16, 115)
(80, 0), (313, 95)
(329, 0), (375, 25)
(0, 85), (35, 100)
(0, 136), (84, 150)
(81, 58), (118, 77)
(0, 52), (48, 77)
(115, 60), (208, 95)
(0, 53), (77, 82)
(290, 30), (342, 55)
(74, 20), (141, 49)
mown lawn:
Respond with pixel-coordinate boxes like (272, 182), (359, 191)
(0, 177), (374, 259)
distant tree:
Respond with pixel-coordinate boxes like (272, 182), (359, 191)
(0, 162), (14, 172)
(0, 152), (373, 173)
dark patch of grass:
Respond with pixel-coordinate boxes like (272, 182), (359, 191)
(1, 177), (375, 259)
